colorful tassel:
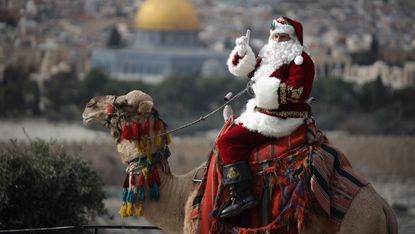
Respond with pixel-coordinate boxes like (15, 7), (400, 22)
(137, 173), (145, 201)
(137, 173), (145, 186)
(146, 169), (154, 185)
(121, 123), (133, 140)
(141, 168), (149, 178)
(152, 169), (161, 185)
(135, 203), (144, 216)
(137, 187), (145, 201)
(119, 202), (128, 217)
(126, 190), (134, 203)
(137, 141), (144, 155)
(143, 119), (150, 136)
(155, 135), (163, 148)
(137, 157), (147, 165)
(154, 119), (162, 132)
(149, 183), (160, 201)
(119, 114), (172, 219)
(123, 174), (129, 189)
(147, 138), (154, 158)
(132, 123), (141, 140)
(129, 173), (135, 186)
(164, 146), (171, 158)
(121, 188), (128, 202)
(165, 133), (172, 145)
(126, 202), (134, 216)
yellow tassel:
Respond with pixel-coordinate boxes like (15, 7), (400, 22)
(119, 203), (128, 218)
(155, 135), (162, 149)
(141, 168), (148, 178)
(126, 202), (134, 216)
(139, 140), (145, 154)
(166, 134), (172, 144)
(136, 141), (144, 155)
(135, 203), (144, 216)
(145, 138), (152, 157)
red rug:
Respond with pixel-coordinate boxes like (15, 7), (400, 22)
(192, 118), (368, 234)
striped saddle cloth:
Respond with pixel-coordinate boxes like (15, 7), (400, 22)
(193, 118), (368, 234)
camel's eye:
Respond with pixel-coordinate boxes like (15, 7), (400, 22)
(87, 99), (96, 107)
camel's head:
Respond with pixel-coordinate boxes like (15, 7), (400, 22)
(82, 90), (154, 126)
(113, 90), (154, 114)
(82, 95), (116, 125)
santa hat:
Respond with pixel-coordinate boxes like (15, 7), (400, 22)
(270, 16), (304, 65)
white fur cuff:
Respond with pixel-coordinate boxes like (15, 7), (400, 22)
(253, 77), (280, 109)
(235, 98), (304, 138)
(227, 46), (256, 78)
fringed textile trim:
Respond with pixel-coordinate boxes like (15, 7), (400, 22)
(118, 112), (171, 218)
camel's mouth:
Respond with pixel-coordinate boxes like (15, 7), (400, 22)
(82, 114), (96, 125)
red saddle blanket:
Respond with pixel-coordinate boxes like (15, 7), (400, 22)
(192, 119), (368, 234)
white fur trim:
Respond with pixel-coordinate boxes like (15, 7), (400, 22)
(252, 77), (280, 109)
(255, 38), (303, 80)
(270, 22), (295, 37)
(294, 55), (303, 65)
(235, 99), (304, 138)
(227, 46), (256, 78)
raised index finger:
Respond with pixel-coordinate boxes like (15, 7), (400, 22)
(245, 29), (251, 43)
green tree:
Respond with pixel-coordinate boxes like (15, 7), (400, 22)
(0, 65), (39, 117)
(359, 76), (391, 111)
(311, 77), (360, 130)
(370, 34), (379, 61)
(107, 27), (122, 48)
(0, 140), (105, 229)
(350, 35), (379, 65)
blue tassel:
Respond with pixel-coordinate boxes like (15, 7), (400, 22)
(137, 187), (145, 201)
(163, 147), (171, 158)
(121, 188), (128, 202)
(138, 157), (147, 165)
(149, 184), (160, 201)
(127, 190), (136, 203)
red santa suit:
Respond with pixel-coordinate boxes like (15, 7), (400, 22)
(218, 17), (315, 165)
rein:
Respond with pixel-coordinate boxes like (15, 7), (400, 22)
(105, 82), (251, 139)
(159, 83), (251, 137)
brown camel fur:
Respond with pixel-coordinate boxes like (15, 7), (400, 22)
(82, 90), (397, 234)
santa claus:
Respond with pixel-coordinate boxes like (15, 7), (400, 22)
(217, 16), (315, 218)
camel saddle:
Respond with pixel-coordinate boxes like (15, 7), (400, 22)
(191, 118), (368, 234)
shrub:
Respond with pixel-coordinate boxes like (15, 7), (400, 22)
(0, 139), (105, 229)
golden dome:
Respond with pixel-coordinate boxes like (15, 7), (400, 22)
(134, 0), (199, 31)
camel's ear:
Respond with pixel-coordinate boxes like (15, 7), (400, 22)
(138, 100), (153, 113)
(114, 96), (128, 109)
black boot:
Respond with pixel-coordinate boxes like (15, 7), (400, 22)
(220, 161), (257, 218)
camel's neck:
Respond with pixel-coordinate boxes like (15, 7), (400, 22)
(142, 167), (197, 234)
(109, 123), (197, 233)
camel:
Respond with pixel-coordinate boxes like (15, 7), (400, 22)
(82, 90), (398, 234)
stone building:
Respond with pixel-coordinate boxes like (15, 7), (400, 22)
(90, 0), (228, 84)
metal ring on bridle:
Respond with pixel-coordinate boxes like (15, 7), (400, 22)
(246, 79), (255, 97)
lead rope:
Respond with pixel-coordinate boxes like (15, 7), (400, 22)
(152, 81), (253, 139)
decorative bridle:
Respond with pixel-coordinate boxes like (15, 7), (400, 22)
(103, 95), (172, 218)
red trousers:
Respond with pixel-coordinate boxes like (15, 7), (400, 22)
(217, 124), (274, 165)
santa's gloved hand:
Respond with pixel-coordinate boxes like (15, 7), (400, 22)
(235, 29), (250, 56)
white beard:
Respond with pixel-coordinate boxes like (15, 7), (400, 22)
(252, 37), (303, 80)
